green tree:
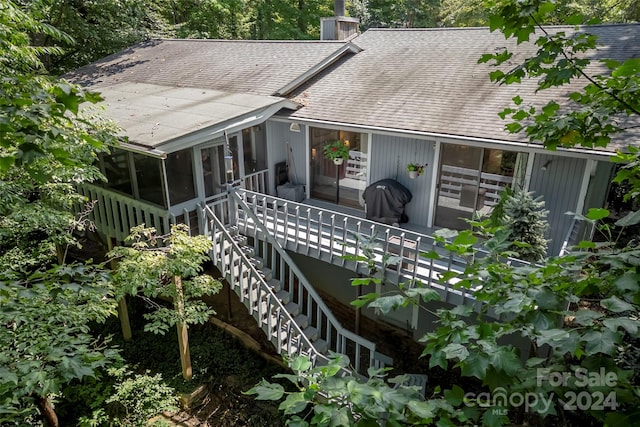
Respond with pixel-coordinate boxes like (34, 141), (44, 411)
(0, 264), (120, 426)
(363, 0), (440, 28)
(439, 0), (488, 27)
(18, 0), (164, 74)
(0, 3), (124, 425)
(498, 190), (549, 262)
(108, 224), (222, 381)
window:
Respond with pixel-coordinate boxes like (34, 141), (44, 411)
(133, 153), (165, 207)
(165, 149), (196, 205)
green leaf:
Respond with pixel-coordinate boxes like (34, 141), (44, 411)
(0, 155), (16, 173)
(245, 380), (284, 401)
(600, 296), (635, 313)
(603, 317), (638, 336)
(583, 329), (619, 355)
(443, 343), (469, 361)
(405, 287), (441, 303)
(566, 14), (584, 25)
(460, 353), (489, 379)
(351, 278), (373, 286)
(529, 287), (560, 310)
(443, 385), (465, 406)
(453, 231), (478, 246)
(350, 292), (379, 308)
(434, 228), (458, 239)
(490, 349), (521, 375)
(615, 210), (640, 227)
(481, 405), (510, 427)
(612, 58), (640, 77)
(289, 357), (312, 373)
(571, 309), (603, 326)
(287, 416), (309, 427)
(585, 208), (609, 221)
(407, 400), (436, 419)
(279, 392), (309, 415)
(614, 272), (640, 292)
(576, 240), (596, 249)
(421, 250), (440, 260)
(368, 294), (408, 314)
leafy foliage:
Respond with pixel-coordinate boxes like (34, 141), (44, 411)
(0, 0), (117, 272)
(0, 3), (123, 425)
(480, 0), (640, 151)
(103, 369), (179, 427)
(0, 263), (120, 424)
(246, 353), (473, 426)
(108, 224), (222, 335)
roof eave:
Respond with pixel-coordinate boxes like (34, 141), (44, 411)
(148, 98), (300, 154)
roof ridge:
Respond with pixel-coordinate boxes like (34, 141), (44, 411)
(364, 22), (640, 32)
(148, 38), (348, 44)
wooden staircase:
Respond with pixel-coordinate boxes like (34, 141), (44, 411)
(203, 203), (393, 376)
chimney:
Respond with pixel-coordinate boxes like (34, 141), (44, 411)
(320, 1), (358, 41)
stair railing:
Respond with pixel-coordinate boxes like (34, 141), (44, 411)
(202, 203), (326, 367)
(228, 190), (394, 374)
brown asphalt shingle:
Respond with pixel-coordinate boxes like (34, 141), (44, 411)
(66, 39), (351, 97)
(287, 25), (640, 149)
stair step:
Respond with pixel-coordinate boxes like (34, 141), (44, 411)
(284, 302), (299, 316)
(260, 268), (272, 281)
(266, 278), (282, 292)
(250, 256), (263, 269)
(303, 326), (318, 341)
(293, 314), (309, 328)
(275, 290), (290, 304)
(312, 338), (328, 354)
(240, 245), (255, 257)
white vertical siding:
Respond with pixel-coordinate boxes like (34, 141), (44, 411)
(370, 134), (436, 228)
(529, 154), (586, 256)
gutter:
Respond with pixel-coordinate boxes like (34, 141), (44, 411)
(276, 116), (620, 161)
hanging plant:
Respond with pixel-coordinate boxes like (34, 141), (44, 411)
(323, 140), (350, 162)
(407, 163), (427, 178)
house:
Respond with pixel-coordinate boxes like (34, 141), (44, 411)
(67, 23), (640, 373)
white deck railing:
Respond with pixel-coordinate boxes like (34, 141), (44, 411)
(228, 190), (393, 373)
(203, 205), (325, 366)
(233, 189), (528, 310)
(76, 184), (172, 242)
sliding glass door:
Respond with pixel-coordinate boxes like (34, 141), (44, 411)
(310, 127), (368, 209)
(434, 144), (524, 229)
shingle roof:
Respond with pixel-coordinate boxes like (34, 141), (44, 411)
(66, 39), (352, 96)
(286, 24), (640, 150)
(68, 25), (640, 152)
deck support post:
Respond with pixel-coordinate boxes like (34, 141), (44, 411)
(174, 275), (193, 380)
(227, 183), (238, 226)
(336, 165), (340, 204)
(108, 237), (132, 341)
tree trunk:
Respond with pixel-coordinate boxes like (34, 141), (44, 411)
(174, 275), (193, 380)
(36, 395), (59, 427)
(108, 237), (132, 341)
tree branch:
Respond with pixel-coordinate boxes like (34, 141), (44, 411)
(530, 14), (640, 117)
